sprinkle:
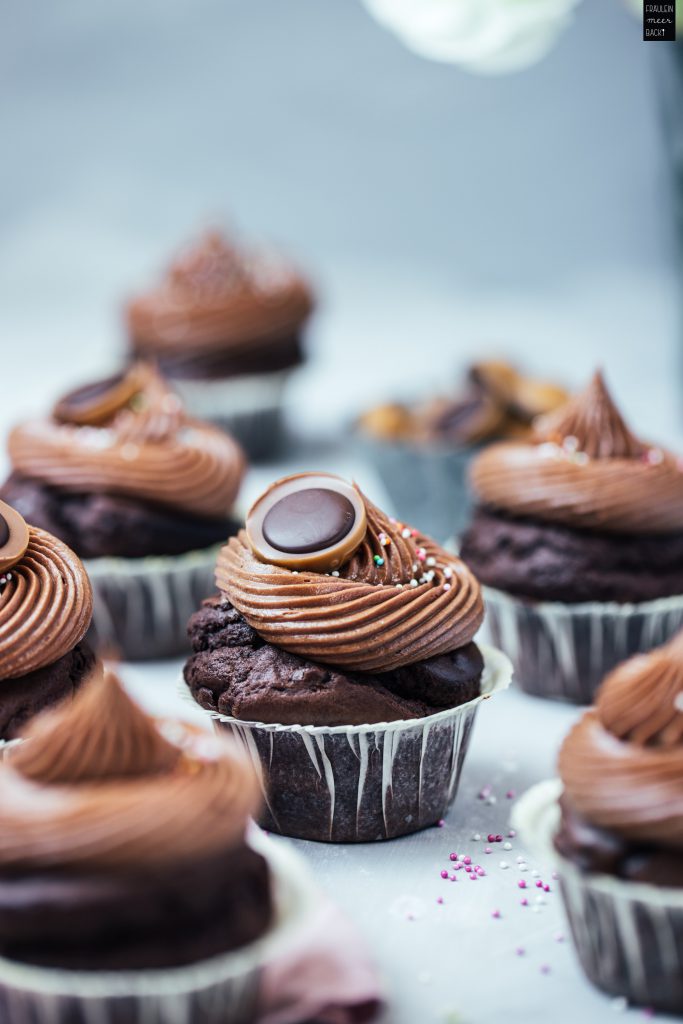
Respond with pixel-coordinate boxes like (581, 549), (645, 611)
(440, 870), (449, 879)
(495, 834), (503, 842)
(503, 841), (512, 851)
(373, 555), (384, 566)
(499, 861), (509, 869)
(476, 867), (486, 877)
(487, 834), (496, 843)
(515, 856), (524, 863)
(535, 895), (546, 905)
(462, 856), (472, 866)
(436, 897), (444, 905)
(518, 880), (527, 889)
(468, 874), (478, 881)
(491, 910), (501, 919)
(518, 864), (528, 873)
(543, 884), (551, 893)
(484, 847), (492, 854)
(562, 435), (579, 453)
(535, 880), (543, 888)
(450, 874), (458, 882)
(551, 870), (558, 879)
(331, 570), (340, 577)
(508, 829), (517, 838)
(410, 579), (418, 588)
(472, 833), (481, 841)
(478, 785), (492, 800)
(540, 965), (551, 975)
(378, 532), (391, 546)
(520, 898), (529, 906)
(449, 852), (458, 862)
(443, 583), (451, 592)
(402, 528), (411, 539)
(395, 583), (403, 589)
(427, 556), (436, 566)
(436, 819), (445, 828)
(506, 790), (516, 799)
(443, 567), (453, 578)
(554, 933), (564, 943)
(416, 547), (427, 562)
(532, 870), (540, 878)
(515, 947), (525, 956)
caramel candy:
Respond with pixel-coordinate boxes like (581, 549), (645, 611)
(246, 473), (367, 572)
(53, 366), (147, 427)
(0, 500), (30, 574)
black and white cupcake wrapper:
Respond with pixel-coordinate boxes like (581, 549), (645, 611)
(85, 546), (221, 661)
(482, 586), (683, 705)
(172, 371), (292, 461)
(356, 436), (478, 544)
(0, 830), (316, 1024)
(181, 644), (512, 843)
(514, 780), (683, 1014)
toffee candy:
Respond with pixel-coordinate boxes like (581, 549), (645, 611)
(247, 473), (367, 572)
(53, 366), (146, 426)
(0, 500), (29, 574)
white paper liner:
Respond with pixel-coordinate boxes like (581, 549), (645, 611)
(514, 781), (683, 1012)
(482, 585), (683, 705)
(0, 829), (317, 1024)
(172, 371), (291, 459)
(0, 739), (22, 763)
(181, 643), (512, 842)
(356, 435), (479, 543)
(84, 545), (220, 661)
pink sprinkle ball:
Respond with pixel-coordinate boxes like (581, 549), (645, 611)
(449, 852), (458, 862)
(520, 898), (529, 906)
(440, 870), (449, 879)
(515, 947), (525, 956)
(540, 965), (551, 976)
(485, 846), (492, 854)
(463, 856), (472, 866)
(491, 910), (501, 919)
(469, 874), (478, 881)
(436, 897), (444, 905)
(518, 880), (527, 889)
(535, 880), (543, 889)
(508, 829), (516, 838)
(506, 790), (516, 799)
(437, 819), (445, 828)
(487, 834), (496, 843)
(496, 834), (503, 842)
(543, 884), (551, 893)
(450, 874), (458, 882)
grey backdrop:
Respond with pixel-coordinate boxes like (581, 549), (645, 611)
(0, 0), (679, 447)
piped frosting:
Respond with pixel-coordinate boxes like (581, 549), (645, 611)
(0, 517), (93, 681)
(558, 631), (683, 847)
(8, 364), (245, 520)
(217, 483), (484, 672)
(469, 370), (683, 533)
(0, 670), (261, 870)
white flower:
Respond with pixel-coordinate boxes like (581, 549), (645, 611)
(361, 0), (583, 73)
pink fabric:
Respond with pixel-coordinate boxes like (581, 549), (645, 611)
(258, 900), (384, 1024)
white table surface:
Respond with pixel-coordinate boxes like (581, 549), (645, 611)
(112, 456), (677, 1024)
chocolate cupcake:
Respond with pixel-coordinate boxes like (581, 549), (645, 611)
(1, 364), (245, 659)
(0, 499), (96, 743)
(515, 633), (683, 1013)
(460, 371), (683, 702)
(0, 668), (312, 1023)
(357, 359), (568, 542)
(125, 230), (315, 459)
(184, 472), (512, 842)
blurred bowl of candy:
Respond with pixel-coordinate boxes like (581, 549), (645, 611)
(356, 360), (569, 543)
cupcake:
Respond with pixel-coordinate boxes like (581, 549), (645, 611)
(357, 359), (568, 542)
(460, 370), (683, 703)
(125, 230), (315, 459)
(0, 668), (294, 1023)
(0, 364), (245, 660)
(0, 498), (96, 743)
(184, 472), (512, 842)
(515, 633), (683, 1013)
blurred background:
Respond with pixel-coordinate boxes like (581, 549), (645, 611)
(0, 0), (679, 457)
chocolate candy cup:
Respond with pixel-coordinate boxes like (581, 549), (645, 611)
(0, 501), (29, 574)
(246, 473), (367, 573)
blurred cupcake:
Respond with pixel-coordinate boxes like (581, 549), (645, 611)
(0, 364), (245, 659)
(184, 472), (512, 842)
(460, 371), (683, 703)
(0, 668), (300, 1023)
(0, 498), (96, 743)
(515, 633), (683, 1013)
(125, 230), (315, 459)
(357, 359), (568, 542)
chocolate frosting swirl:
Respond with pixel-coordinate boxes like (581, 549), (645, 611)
(558, 631), (683, 848)
(8, 365), (245, 520)
(126, 231), (314, 357)
(217, 490), (484, 672)
(0, 523), (93, 681)
(469, 370), (683, 533)
(0, 670), (261, 871)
